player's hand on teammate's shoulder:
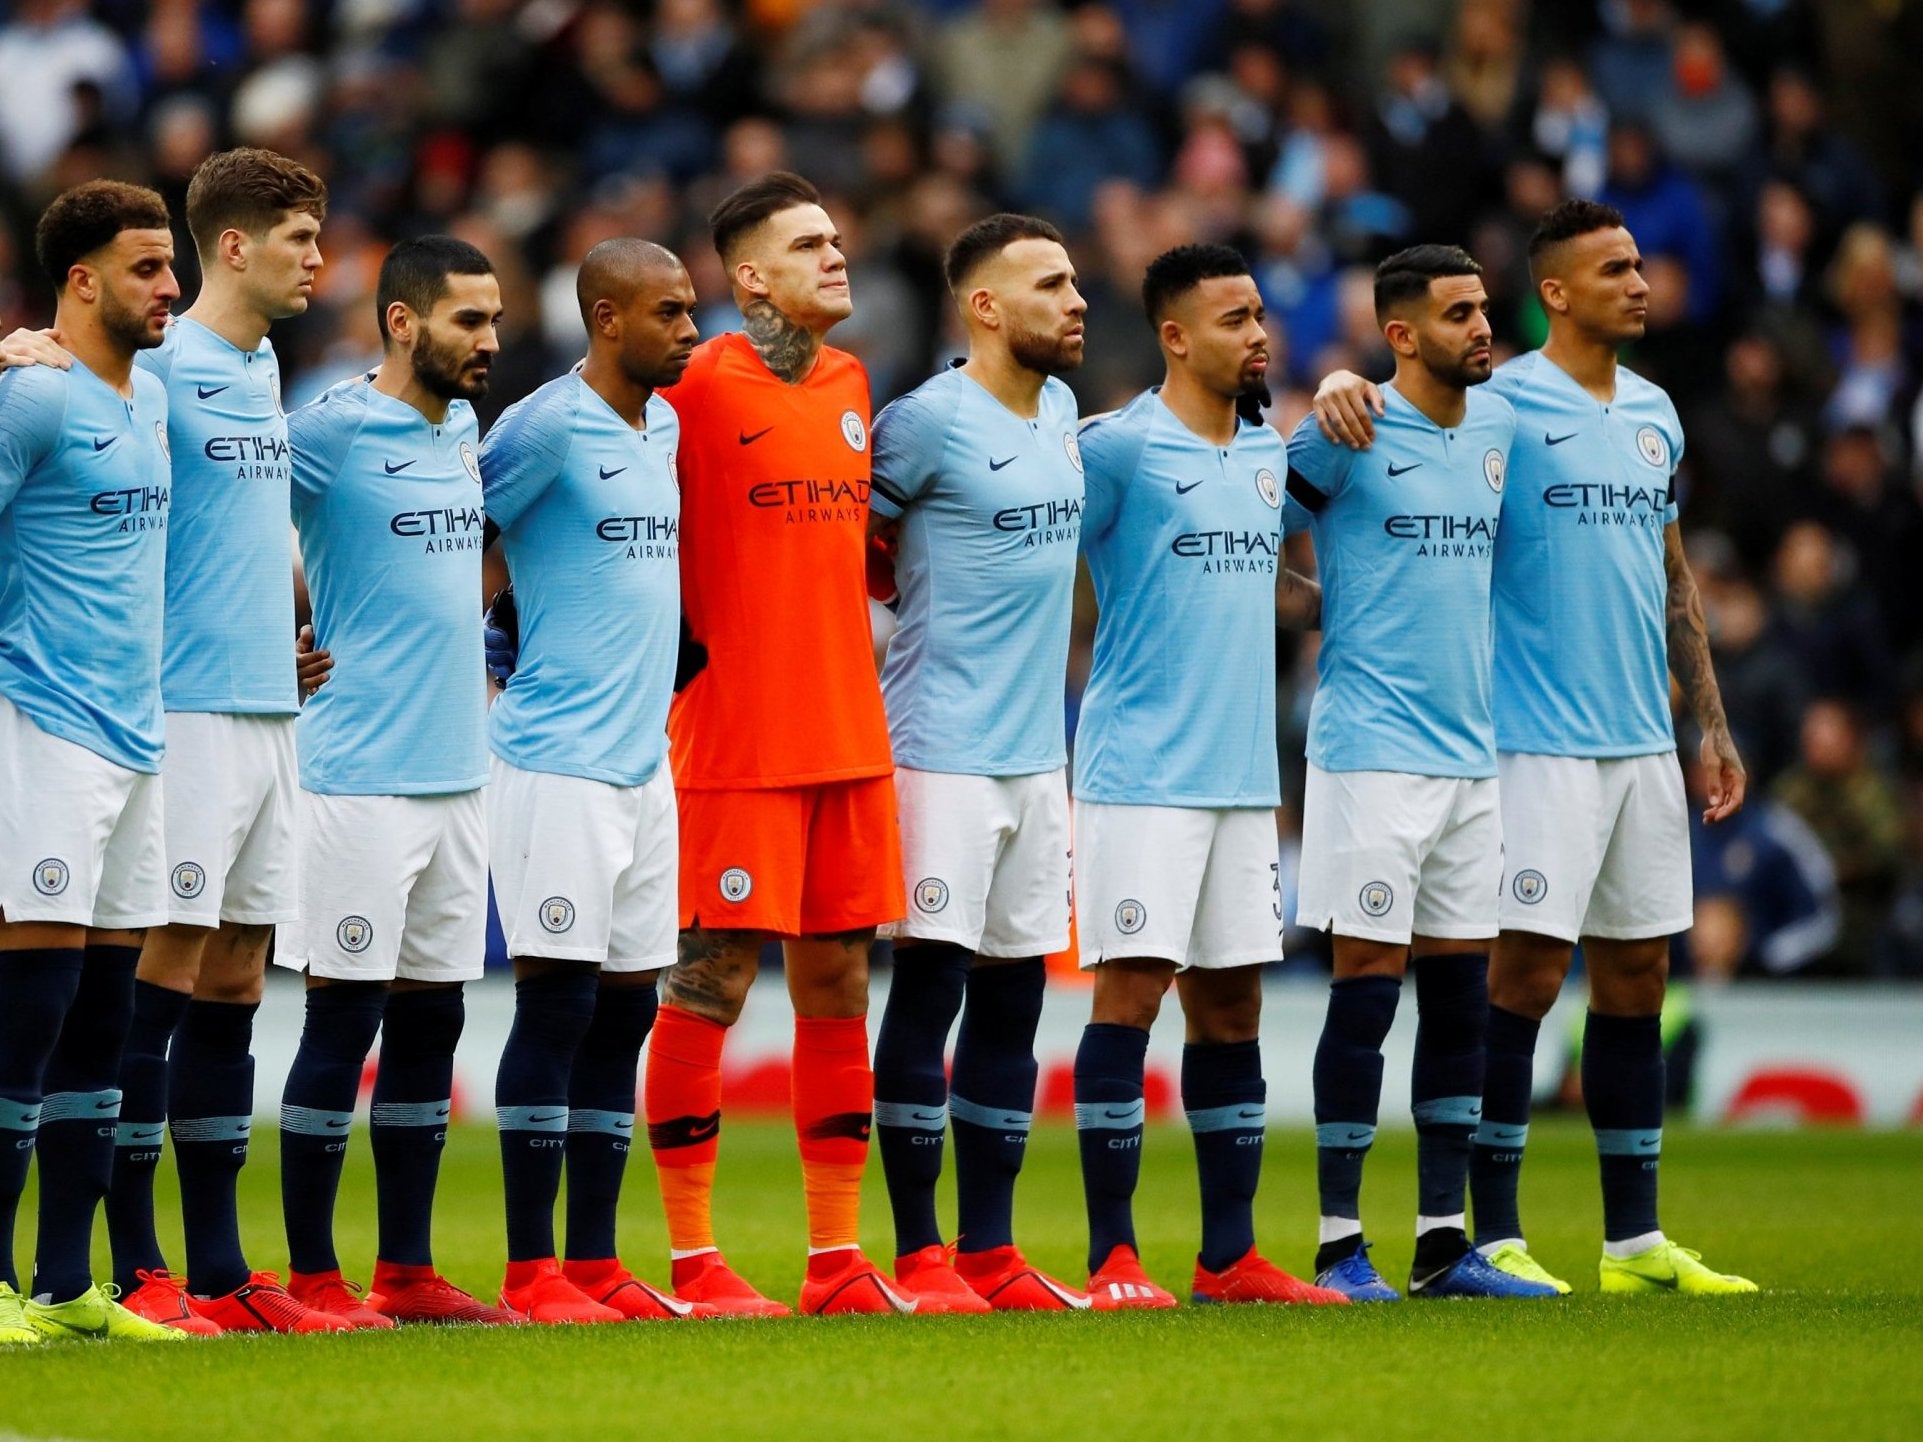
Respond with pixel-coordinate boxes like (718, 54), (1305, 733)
(0, 327), (70, 371)
(1312, 371), (1383, 450)
(296, 624), (332, 701)
(484, 587), (519, 688)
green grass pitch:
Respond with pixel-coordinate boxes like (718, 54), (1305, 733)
(4, 1118), (1920, 1442)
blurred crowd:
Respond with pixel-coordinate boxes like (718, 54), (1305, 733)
(2, 0), (1920, 979)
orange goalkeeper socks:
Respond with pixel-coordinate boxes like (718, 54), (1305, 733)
(644, 1005), (726, 1253)
(793, 1014), (873, 1251)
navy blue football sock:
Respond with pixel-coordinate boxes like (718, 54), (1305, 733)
(370, 985), (464, 1267)
(33, 944), (138, 1303)
(1074, 1022), (1149, 1275)
(1471, 1004), (1540, 1247)
(1312, 973), (1400, 1251)
(0, 949), (84, 1291)
(1183, 1039), (1266, 1273)
(1411, 954), (1488, 1224)
(873, 942), (968, 1256)
(280, 982), (386, 1276)
(950, 958), (1045, 1255)
(564, 980), (655, 1263)
(496, 970), (597, 1262)
(1584, 1010), (1665, 1243)
(105, 979), (187, 1293)
(170, 999), (258, 1297)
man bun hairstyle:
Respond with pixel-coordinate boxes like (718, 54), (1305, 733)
(34, 179), (171, 291)
(185, 147), (328, 259)
(1142, 243), (1253, 323)
(943, 212), (1064, 292)
(1373, 243), (1482, 322)
(375, 234), (494, 340)
(709, 171), (821, 263)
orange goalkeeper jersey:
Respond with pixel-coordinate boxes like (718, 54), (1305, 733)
(663, 331), (893, 789)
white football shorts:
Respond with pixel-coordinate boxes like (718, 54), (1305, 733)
(1496, 750), (1692, 942)
(1075, 801), (1283, 971)
(1296, 764), (1501, 944)
(883, 767), (1070, 957)
(161, 711), (299, 928)
(488, 756), (676, 971)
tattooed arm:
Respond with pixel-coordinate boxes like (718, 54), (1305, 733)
(742, 299), (822, 383)
(1664, 521), (1746, 822)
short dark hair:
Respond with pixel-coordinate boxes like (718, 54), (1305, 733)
(375, 235), (494, 340)
(943, 213), (1064, 292)
(1527, 198), (1627, 280)
(34, 180), (171, 291)
(186, 148), (328, 259)
(1141, 243), (1252, 323)
(709, 171), (821, 263)
(1373, 243), (1483, 322)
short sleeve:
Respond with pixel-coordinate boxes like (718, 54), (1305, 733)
(869, 389), (949, 519)
(1662, 394), (1685, 524)
(1283, 412), (1355, 516)
(1076, 408), (1146, 541)
(480, 384), (572, 532)
(287, 384), (365, 511)
(132, 324), (177, 386)
(0, 366), (68, 513)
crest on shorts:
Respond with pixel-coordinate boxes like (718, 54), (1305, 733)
(336, 915), (372, 953)
(171, 862), (206, 899)
(540, 896), (576, 933)
(1511, 869), (1548, 905)
(1357, 881), (1394, 918)
(1063, 431), (1084, 473)
(915, 878), (950, 914)
(1483, 449), (1505, 493)
(1255, 468), (1280, 508)
(719, 868), (753, 903)
(1636, 426), (1669, 468)
(459, 441), (482, 484)
(840, 411), (868, 452)
(32, 858), (69, 896)
(1114, 898), (1147, 935)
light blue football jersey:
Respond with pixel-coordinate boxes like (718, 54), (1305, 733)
(0, 359), (170, 772)
(136, 318), (297, 715)
(288, 380), (486, 795)
(1486, 351), (1681, 757)
(483, 374), (680, 787)
(1283, 382), (1515, 778)
(870, 365), (1083, 776)
(1074, 389), (1292, 807)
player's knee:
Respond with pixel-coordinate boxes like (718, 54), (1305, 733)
(662, 929), (758, 1022)
(1179, 971), (1261, 1044)
(193, 924), (271, 1003)
(1587, 940), (1668, 1014)
(1091, 960), (1171, 1031)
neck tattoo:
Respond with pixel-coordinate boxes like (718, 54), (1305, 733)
(742, 299), (819, 383)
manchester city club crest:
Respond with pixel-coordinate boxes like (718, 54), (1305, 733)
(171, 862), (206, 899)
(337, 915), (373, 953)
(1483, 449), (1505, 493)
(1636, 426), (1669, 468)
(720, 867), (754, 902)
(1114, 898), (1147, 935)
(915, 878), (950, 914)
(540, 896), (576, 933)
(460, 440), (482, 483)
(1511, 869), (1548, 905)
(1063, 431), (1084, 472)
(840, 410), (868, 452)
(1255, 467), (1280, 507)
(32, 858), (69, 896)
(154, 420), (170, 460)
(1358, 881), (1394, 917)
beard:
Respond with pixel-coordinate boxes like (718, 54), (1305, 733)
(101, 286), (164, 351)
(413, 325), (491, 400)
(1418, 333), (1492, 389)
(1234, 376), (1272, 426)
(1008, 318), (1084, 376)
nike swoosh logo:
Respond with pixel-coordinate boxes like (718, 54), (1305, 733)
(197, 384), (229, 400)
(384, 460), (416, 474)
(910, 1110), (945, 1124)
(325, 1118), (350, 1129)
(1344, 1129), (1372, 1142)
(1544, 432), (1577, 446)
(1386, 462), (1421, 477)
(94, 1099), (119, 1111)
(613, 1120), (634, 1131)
(1175, 479), (1203, 494)
(1638, 1138), (1659, 1148)
(528, 1113), (566, 1125)
(988, 456), (1016, 471)
(685, 1115), (721, 1143)
(1237, 1109), (1265, 1120)
(599, 465), (626, 480)
(738, 426), (774, 445)
(93, 436), (117, 452)
(1103, 1108), (1138, 1121)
